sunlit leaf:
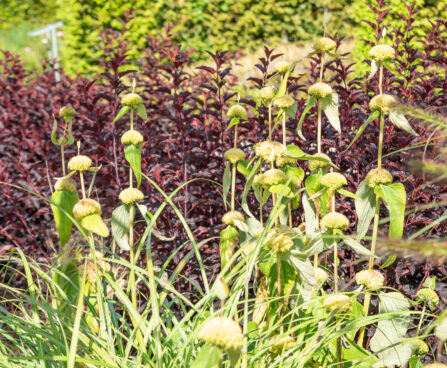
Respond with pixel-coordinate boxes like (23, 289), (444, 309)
(112, 105), (130, 123)
(389, 110), (418, 136)
(124, 143), (142, 188)
(51, 190), (79, 246)
(375, 183), (406, 239)
(111, 204), (131, 251)
(322, 93), (341, 133)
(297, 96), (316, 140)
(355, 180), (376, 240)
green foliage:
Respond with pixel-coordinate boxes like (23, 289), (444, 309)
(0, 0), (57, 30)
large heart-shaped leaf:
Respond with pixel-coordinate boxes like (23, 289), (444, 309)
(190, 344), (221, 368)
(322, 93), (341, 133)
(124, 143), (142, 188)
(51, 190), (79, 246)
(389, 110), (418, 136)
(375, 183), (406, 239)
(111, 204), (131, 251)
(355, 180), (376, 240)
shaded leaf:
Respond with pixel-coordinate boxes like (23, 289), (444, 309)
(51, 190), (79, 246)
(124, 144), (142, 188)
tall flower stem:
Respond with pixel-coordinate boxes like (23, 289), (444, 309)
(268, 104), (272, 140)
(79, 172), (86, 199)
(277, 255), (283, 334)
(282, 112), (286, 146)
(416, 303), (427, 336)
(129, 205), (137, 310)
(317, 102), (322, 154)
(231, 164), (236, 211)
(333, 240), (339, 293)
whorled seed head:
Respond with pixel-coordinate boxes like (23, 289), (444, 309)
(274, 61), (290, 74)
(119, 188), (144, 204)
(308, 83), (333, 99)
(369, 44), (395, 63)
(324, 293), (352, 312)
(222, 210), (245, 226)
(366, 168), (393, 188)
(314, 268), (329, 283)
(405, 338), (429, 354)
(224, 148), (246, 164)
(121, 130), (144, 145)
(73, 199), (101, 220)
(276, 156), (297, 168)
(254, 141), (286, 162)
(59, 105), (76, 120)
(355, 270), (384, 290)
(308, 153), (331, 171)
(273, 95), (294, 109)
(197, 317), (243, 351)
(261, 169), (288, 186)
(369, 94), (399, 114)
(320, 212), (349, 232)
(68, 155), (92, 172)
(227, 104), (247, 120)
(417, 288), (439, 305)
(121, 93), (143, 108)
(320, 172), (347, 191)
(313, 37), (337, 53)
(259, 85), (277, 102)
(253, 173), (264, 186)
(269, 335), (296, 355)
(54, 178), (77, 192)
(265, 225), (294, 254)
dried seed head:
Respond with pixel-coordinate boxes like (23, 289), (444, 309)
(121, 130), (144, 145)
(406, 338), (429, 354)
(259, 85), (277, 102)
(261, 169), (288, 186)
(73, 199), (101, 220)
(269, 335), (296, 355)
(68, 155), (92, 172)
(54, 178), (77, 192)
(121, 93), (143, 108)
(320, 212), (349, 232)
(366, 168), (393, 188)
(369, 44), (395, 63)
(308, 83), (333, 99)
(276, 156), (297, 168)
(273, 95), (294, 109)
(274, 61), (290, 74)
(119, 188), (144, 204)
(435, 316), (447, 341)
(308, 153), (331, 171)
(313, 37), (337, 53)
(224, 148), (246, 164)
(198, 317), (243, 351)
(369, 94), (399, 114)
(417, 288), (439, 305)
(222, 210), (245, 226)
(324, 293), (352, 312)
(59, 105), (76, 120)
(355, 270), (384, 290)
(314, 268), (329, 283)
(320, 172), (347, 191)
(254, 141), (286, 162)
(227, 104), (247, 120)
(265, 225), (294, 254)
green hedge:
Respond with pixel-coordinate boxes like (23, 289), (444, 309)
(0, 0), (57, 30)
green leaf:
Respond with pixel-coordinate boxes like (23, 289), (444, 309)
(368, 59), (378, 80)
(268, 259), (298, 297)
(237, 160), (250, 177)
(389, 110), (418, 136)
(66, 119), (74, 145)
(285, 101), (297, 118)
(190, 344), (221, 368)
(223, 162), (231, 210)
(297, 96), (316, 140)
(241, 159), (262, 218)
(136, 103), (147, 121)
(227, 117), (240, 130)
(51, 118), (58, 145)
(302, 193), (318, 236)
(286, 144), (306, 158)
(355, 180), (376, 240)
(80, 214), (109, 237)
(124, 143), (142, 188)
(422, 276), (436, 290)
(111, 204), (131, 251)
(375, 183), (406, 239)
(51, 190), (79, 246)
(343, 237), (375, 257)
(381, 254), (397, 268)
(286, 166), (305, 184)
(409, 356), (423, 368)
(337, 188), (360, 200)
(112, 105), (130, 123)
(275, 61), (298, 98)
(227, 349), (241, 367)
(305, 171), (324, 195)
(345, 110), (380, 151)
(322, 93), (341, 133)
(269, 184), (294, 198)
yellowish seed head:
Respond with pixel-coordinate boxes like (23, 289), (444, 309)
(423, 364), (447, 368)
(320, 212), (349, 232)
(274, 61), (290, 74)
(320, 172), (347, 191)
(369, 94), (399, 114)
(227, 104), (247, 120)
(366, 168), (393, 188)
(224, 148), (246, 164)
(54, 178), (77, 192)
(308, 153), (331, 171)
(68, 155), (92, 172)
(121, 93), (142, 108)
(265, 225), (294, 254)
(261, 169), (288, 186)
(313, 37), (337, 53)
(269, 335), (296, 355)
(405, 338), (429, 354)
(276, 156), (297, 168)
(369, 44), (395, 62)
(259, 85), (277, 102)
(308, 83), (333, 99)
(273, 95), (294, 109)
(417, 288), (439, 305)
(59, 105), (76, 120)
(324, 293), (352, 312)
(254, 141), (286, 162)
(119, 188), (144, 204)
(355, 270), (384, 290)
(121, 130), (144, 145)
(73, 199), (101, 220)
(314, 268), (329, 283)
(222, 210), (245, 226)
(197, 317), (243, 351)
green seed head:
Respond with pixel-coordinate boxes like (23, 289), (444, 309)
(314, 268), (329, 283)
(313, 37), (337, 53)
(369, 44), (395, 63)
(269, 335), (296, 355)
(276, 156), (297, 168)
(369, 94), (399, 114)
(119, 188), (144, 204)
(68, 155), (92, 172)
(59, 105), (76, 120)
(366, 168), (393, 188)
(355, 270), (384, 290)
(308, 83), (333, 99)
(73, 198), (101, 220)
(266, 225), (294, 254)
(121, 130), (144, 145)
(273, 95), (294, 109)
(324, 293), (352, 312)
(254, 141), (286, 162)
(308, 153), (331, 171)
(274, 61), (290, 74)
(406, 338), (429, 355)
(261, 169), (288, 186)
(320, 212), (349, 232)
(227, 104), (247, 120)
(259, 85), (277, 103)
(121, 93), (143, 108)
(224, 148), (246, 164)
(222, 210), (245, 226)
(54, 178), (77, 192)
(417, 288), (439, 305)
(320, 172), (347, 191)
(198, 317), (243, 351)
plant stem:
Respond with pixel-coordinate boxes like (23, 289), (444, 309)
(377, 113), (385, 169)
(277, 254), (283, 334)
(333, 240), (339, 293)
(129, 204), (137, 310)
(268, 104), (272, 140)
(231, 164), (236, 211)
(79, 172), (86, 199)
(259, 186), (263, 226)
(234, 125), (238, 148)
(379, 63), (383, 95)
(357, 292), (371, 345)
(416, 303), (427, 336)
(317, 102), (322, 154)
(282, 112), (286, 146)
(368, 197), (381, 271)
(61, 146), (66, 176)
